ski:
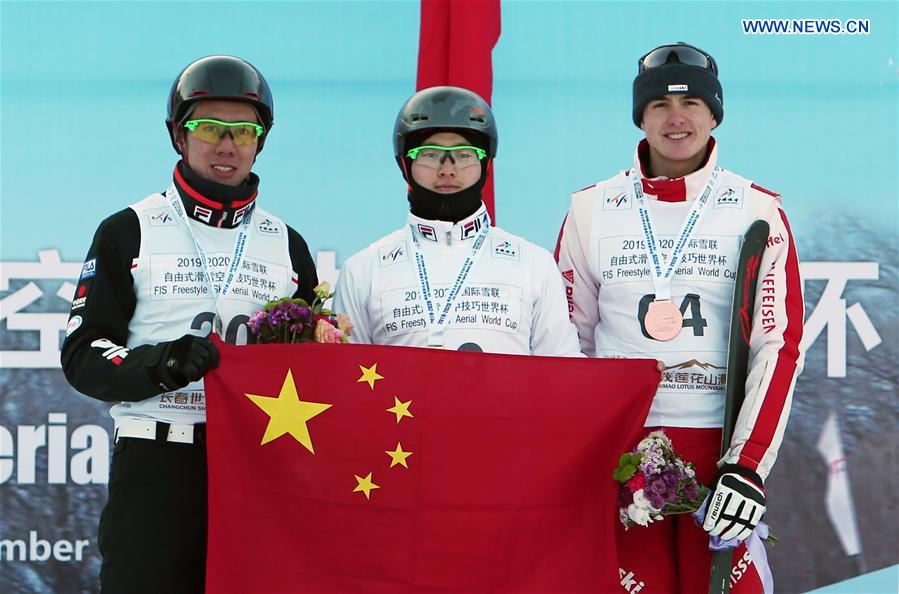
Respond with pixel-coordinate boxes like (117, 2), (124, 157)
(709, 219), (770, 594)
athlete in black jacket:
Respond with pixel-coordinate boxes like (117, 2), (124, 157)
(61, 55), (317, 594)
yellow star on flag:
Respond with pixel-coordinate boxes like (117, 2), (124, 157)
(386, 396), (413, 423)
(357, 363), (384, 390)
(245, 370), (332, 452)
(353, 472), (380, 499)
(385, 443), (413, 468)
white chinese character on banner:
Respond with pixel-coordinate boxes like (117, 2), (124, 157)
(0, 250), (82, 368)
(0, 250), (342, 369)
(801, 262), (882, 378)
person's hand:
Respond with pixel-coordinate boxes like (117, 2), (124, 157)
(702, 464), (766, 542)
(154, 334), (220, 390)
(656, 360), (665, 372)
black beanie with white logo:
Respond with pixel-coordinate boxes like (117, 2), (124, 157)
(632, 63), (723, 127)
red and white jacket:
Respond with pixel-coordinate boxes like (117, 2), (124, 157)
(555, 139), (804, 480)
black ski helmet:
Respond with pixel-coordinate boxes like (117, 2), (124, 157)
(166, 55), (274, 153)
(393, 86), (498, 159)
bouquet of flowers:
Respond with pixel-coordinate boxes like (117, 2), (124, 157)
(613, 430), (707, 529)
(247, 282), (353, 344)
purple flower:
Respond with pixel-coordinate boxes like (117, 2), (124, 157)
(650, 478), (667, 495)
(247, 310), (267, 334)
(268, 306), (287, 326)
(684, 482), (700, 501)
(647, 492), (665, 510)
(618, 485), (634, 507)
(662, 468), (680, 488)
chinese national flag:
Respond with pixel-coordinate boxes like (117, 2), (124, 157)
(417, 0), (501, 221)
(204, 339), (659, 593)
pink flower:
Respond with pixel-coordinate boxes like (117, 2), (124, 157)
(336, 313), (354, 337)
(314, 318), (342, 344)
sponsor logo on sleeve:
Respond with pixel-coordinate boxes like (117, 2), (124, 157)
(71, 283), (91, 310)
(65, 315), (83, 337)
(602, 187), (630, 210)
(257, 217), (282, 236)
(714, 187), (744, 209)
(148, 207), (177, 226)
(80, 259), (97, 280)
(492, 239), (519, 260)
(379, 242), (408, 267)
(90, 339), (130, 365)
(562, 269), (575, 284)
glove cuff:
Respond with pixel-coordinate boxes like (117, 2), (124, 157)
(714, 463), (764, 491)
(147, 341), (188, 391)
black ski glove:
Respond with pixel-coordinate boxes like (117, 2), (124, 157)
(152, 334), (220, 391)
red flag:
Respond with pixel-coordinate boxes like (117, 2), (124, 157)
(205, 340), (658, 593)
(417, 0), (501, 221)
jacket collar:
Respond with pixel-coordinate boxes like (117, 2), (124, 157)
(631, 137), (718, 203)
(408, 203), (491, 246)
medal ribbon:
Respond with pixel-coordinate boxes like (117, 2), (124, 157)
(628, 166), (722, 301)
(166, 184), (253, 334)
(409, 219), (491, 348)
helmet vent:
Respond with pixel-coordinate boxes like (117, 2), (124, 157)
(410, 114), (430, 122)
(244, 92), (260, 99)
(188, 90), (209, 97)
(469, 116), (485, 123)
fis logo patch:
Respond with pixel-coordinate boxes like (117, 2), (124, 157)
(148, 208), (177, 226)
(714, 187), (744, 209)
(492, 239), (519, 260)
(80, 258), (97, 280)
(90, 339), (130, 365)
(257, 218), (282, 235)
(379, 242), (408, 267)
(603, 188), (630, 210)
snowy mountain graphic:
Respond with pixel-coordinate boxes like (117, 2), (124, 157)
(663, 359), (725, 371)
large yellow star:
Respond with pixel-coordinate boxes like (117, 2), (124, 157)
(385, 443), (413, 469)
(245, 370), (332, 452)
(353, 472), (380, 499)
(386, 396), (413, 423)
(357, 363), (384, 390)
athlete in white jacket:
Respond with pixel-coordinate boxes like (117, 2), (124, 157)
(556, 43), (804, 593)
(335, 86), (581, 356)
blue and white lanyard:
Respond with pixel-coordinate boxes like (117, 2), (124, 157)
(167, 184), (253, 334)
(627, 166), (722, 301)
(409, 222), (490, 347)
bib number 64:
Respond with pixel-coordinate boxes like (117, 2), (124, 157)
(637, 293), (707, 340)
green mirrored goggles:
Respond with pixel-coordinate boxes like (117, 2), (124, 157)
(183, 119), (265, 146)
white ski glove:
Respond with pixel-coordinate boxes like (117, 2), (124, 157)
(702, 464), (766, 542)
